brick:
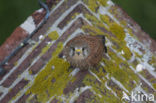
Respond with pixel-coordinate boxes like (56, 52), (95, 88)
(0, 79), (29, 103)
(107, 80), (123, 97)
(141, 70), (156, 84)
(74, 89), (94, 103)
(58, 4), (91, 29)
(31, 0), (79, 41)
(28, 95), (39, 103)
(46, 0), (61, 9)
(32, 10), (46, 25)
(63, 70), (88, 94)
(50, 98), (58, 103)
(1, 37), (51, 87)
(0, 27), (28, 62)
(29, 18), (86, 74)
(0, 92), (3, 97)
(15, 94), (30, 103)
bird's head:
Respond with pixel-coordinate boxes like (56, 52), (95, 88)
(69, 45), (89, 61)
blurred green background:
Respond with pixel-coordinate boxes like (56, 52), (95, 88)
(112, 0), (156, 40)
(0, 0), (156, 45)
(0, 0), (39, 45)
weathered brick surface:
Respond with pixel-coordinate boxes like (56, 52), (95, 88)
(0, 79), (29, 103)
(0, 27), (28, 62)
(0, 0), (155, 102)
(29, 18), (85, 74)
(32, 10), (46, 25)
(50, 98), (59, 103)
(110, 5), (156, 54)
(58, 4), (91, 29)
(46, 0), (61, 9)
(63, 70), (88, 94)
(1, 37), (51, 87)
(15, 94), (30, 103)
(74, 90), (94, 103)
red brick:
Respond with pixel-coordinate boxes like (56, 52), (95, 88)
(0, 27), (28, 62)
(46, 0), (61, 9)
(0, 92), (3, 97)
(32, 10), (46, 25)
(29, 18), (86, 74)
(141, 70), (156, 84)
(50, 98), (58, 103)
(0, 79), (29, 103)
(15, 94), (30, 103)
(1, 37), (51, 87)
(63, 70), (88, 94)
(74, 90), (94, 103)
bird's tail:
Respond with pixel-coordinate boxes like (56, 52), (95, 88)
(97, 35), (107, 53)
(102, 36), (107, 53)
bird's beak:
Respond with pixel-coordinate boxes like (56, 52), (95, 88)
(76, 49), (81, 55)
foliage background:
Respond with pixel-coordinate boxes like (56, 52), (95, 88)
(0, 0), (156, 45)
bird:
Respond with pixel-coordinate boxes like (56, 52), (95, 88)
(63, 35), (107, 70)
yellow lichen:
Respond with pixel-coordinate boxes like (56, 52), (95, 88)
(134, 52), (143, 58)
(83, 0), (108, 13)
(85, 12), (132, 61)
(48, 31), (59, 40)
(109, 23), (125, 40)
(83, 74), (121, 103)
(85, 0), (98, 12)
(41, 43), (51, 55)
(29, 70), (32, 75)
(103, 49), (139, 91)
(82, 25), (105, 36)
(153, 83), (156, 89)
(85, 14), (100, 24)
(26, 43), (72, 102)
(100, 14), (112, 25)
(97, 0), (108, 6)
(148, 56), (156, 66)
(122, 46), (132, 60)
(14, 61), (18, 66)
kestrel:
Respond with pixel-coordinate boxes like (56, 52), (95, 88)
(64, 35), (107, 70)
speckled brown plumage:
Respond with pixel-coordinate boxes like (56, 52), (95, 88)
(64, 35), (107, 70)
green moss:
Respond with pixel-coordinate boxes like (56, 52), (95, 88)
(48, 31), (59, 40)
(26, 43), (73, 102)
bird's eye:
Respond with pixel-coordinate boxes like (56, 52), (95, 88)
(71, 47), (75, 51)
(82, 47), (86, 51)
